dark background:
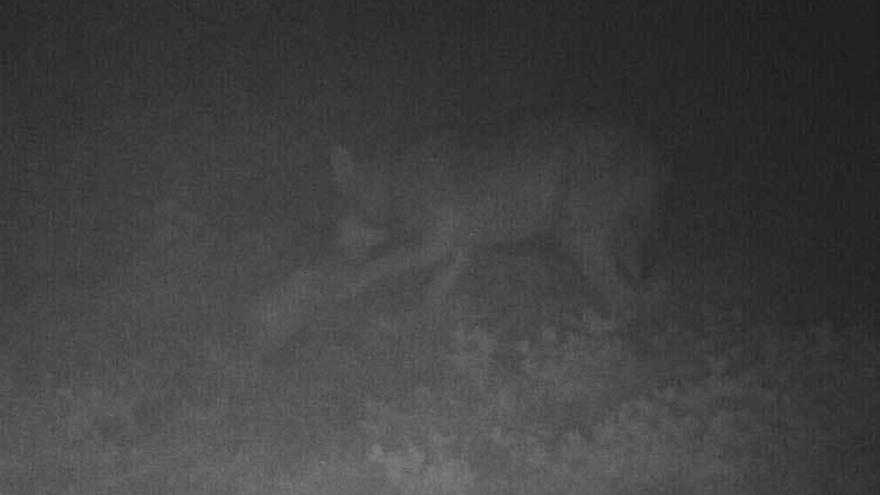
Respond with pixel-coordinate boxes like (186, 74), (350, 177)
(1, 0), (877, 318)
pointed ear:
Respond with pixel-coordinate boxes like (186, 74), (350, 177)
(330, 145), (355, 181)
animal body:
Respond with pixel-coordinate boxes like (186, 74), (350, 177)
(328, 106), (665, 319)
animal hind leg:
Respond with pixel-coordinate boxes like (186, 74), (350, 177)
(423, 247), (471, 304)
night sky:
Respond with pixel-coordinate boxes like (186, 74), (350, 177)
(2, 0), (877, 315)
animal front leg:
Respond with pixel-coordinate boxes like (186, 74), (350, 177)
(340, 244), (450, 299)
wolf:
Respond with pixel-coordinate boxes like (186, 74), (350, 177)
(328, 106), (665, 320)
